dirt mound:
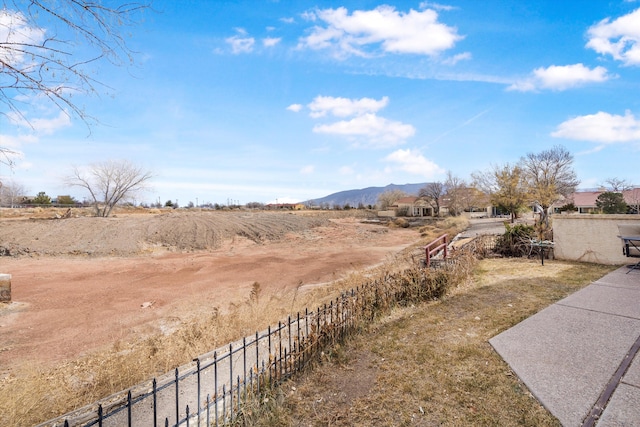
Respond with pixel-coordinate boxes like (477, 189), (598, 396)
(0, 211), (333, 257)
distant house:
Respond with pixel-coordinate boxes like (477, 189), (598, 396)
(265, 203), (305, 211)
(393, 197), (434, 217)
(390, 191), (492, 218)
(556, 188), (640, 214)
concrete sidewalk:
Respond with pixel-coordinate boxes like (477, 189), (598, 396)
(490, 266), (640, 427)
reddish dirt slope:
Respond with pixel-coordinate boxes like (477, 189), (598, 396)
(0, 211), (418, 375)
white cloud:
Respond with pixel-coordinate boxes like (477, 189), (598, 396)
(297, 95), (415, 148)
(263, 37), (281, 47)
(0, 134), (27, 150)
(384, 149), (444, 178)
(419, 2), (458, 12)
(281, 17), (295, 24)
(30, 112), (72, 135)
(8, 110), (72, 135)
(225, 35), (255, 54)
(313, 113), (415, 148)
(508, 64), (611, 92)
(586, 8), (640, 66)
(0, 10), (45, 67)
(441, 52), (471, 65)
(286, 103), (303, 112)
(0, 134), (27, 165)
(300, 165), (315, 174)
(298, 5), (462, 58)
(551, 110), (640, 143)
(15, 160), (32, 170)
(308, 96), (389, 118)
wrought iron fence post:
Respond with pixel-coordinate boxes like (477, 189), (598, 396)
(229, 343), (233, 423)
(267, 325), (272, 386)
(242, 337), (247, 399)
(236, 375), (241, 414)
(278, 321), (283, 381)
(222, 384), (226, 423)
(287, 315), (292, 374)
(255, 331), (260, 393)
(98, 404), (103, 427)
(175, 368), (180, 426)
(213, 351), (218, 427)
(297, 311), (301, 372)
(127, 390), (132, 427)
(153, 378), (158, 427)
(195, 358), (201, 427)
(206, 394), (210, 427)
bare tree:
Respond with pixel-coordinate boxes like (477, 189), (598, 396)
(1, 1), (150, 162)
(626, 187), (640, 215)
(419, 181), (445, 216)
(377, 189), (408, 210)
(602, 178), (632, 192)
(0, 179), (27, 207)
(519, 145), (579, 228)
(443, 171), (466, 216)
(66, 160), (152, 217)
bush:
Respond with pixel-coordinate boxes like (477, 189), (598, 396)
(393, 218), (410, 228)
(494, 223), (536, 257)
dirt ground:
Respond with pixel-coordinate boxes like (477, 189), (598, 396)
(0, 209), (420, 377)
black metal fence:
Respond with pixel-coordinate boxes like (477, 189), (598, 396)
(41, 237), (486, 427)
(42, 290), (364, 427)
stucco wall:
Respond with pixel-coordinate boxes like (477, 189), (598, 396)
(377, 210), (396, 217)
(553, 214), (640, 265)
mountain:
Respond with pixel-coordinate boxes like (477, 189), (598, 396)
(306, 183), (428, 208)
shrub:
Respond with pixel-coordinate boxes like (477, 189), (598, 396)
(494, 223), (536, 257)
(393, 218), (409, 228)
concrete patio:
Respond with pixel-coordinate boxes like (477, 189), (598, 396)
(490, 266), (640, 426)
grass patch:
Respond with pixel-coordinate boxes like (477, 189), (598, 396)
(245, 258), (614, 426)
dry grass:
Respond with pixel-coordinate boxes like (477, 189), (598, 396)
(0, 216), (468, 426)
(241, 258), (614, 426)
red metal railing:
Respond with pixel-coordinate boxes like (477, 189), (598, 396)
(424, 234), (448, 268)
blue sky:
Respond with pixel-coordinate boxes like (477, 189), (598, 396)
(2, 0), (640, 205)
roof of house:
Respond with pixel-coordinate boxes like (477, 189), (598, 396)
(394, 197), (419, 204)
(571, 191), (600, 207)
(561, 188), (640, 207)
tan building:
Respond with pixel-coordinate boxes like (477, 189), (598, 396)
(265, 203), (306, 210)
(557, 189), (640, 214)
(392, 197), (440, 217)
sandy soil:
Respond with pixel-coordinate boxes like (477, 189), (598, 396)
(0, 210), (419, 375)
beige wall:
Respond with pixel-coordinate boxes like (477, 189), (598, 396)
(553, 214), (640, 265)
(377, 210), (396, 217)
